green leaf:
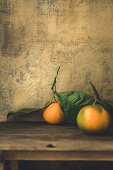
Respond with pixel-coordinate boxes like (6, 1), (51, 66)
(104, 100), (113, 107)
(7, 108), (41, 119)
(56, 91), (95, 124)
(103, 100), (113, 114)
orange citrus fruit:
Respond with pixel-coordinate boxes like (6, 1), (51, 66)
(43, 102), (66, 124)
(77, 104), (111, 134)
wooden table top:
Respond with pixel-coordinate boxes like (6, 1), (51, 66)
(0, 121), (113, 161)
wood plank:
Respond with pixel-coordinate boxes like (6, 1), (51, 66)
(0, 122), (113, 152)
(1, 138), (113, 152)
(10, 161), (18, 170)
(0, 162), (4, 170)
(3, 151), (113, 161)
(0, 122), (113, 153)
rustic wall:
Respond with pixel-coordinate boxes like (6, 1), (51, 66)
(0, 0), (113, 121)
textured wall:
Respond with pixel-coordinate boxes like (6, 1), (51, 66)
(0, 0), (113, 121)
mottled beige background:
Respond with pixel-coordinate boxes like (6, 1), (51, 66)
(0, 0), (113, 121)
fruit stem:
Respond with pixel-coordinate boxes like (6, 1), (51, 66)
(89, 81), (110, 110)
(89, 81), (101, 101)
(51, 67), (60, 102)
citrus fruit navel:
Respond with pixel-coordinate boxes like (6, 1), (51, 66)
(43, 102), (66, 124)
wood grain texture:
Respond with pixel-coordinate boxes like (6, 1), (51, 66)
(0, 162), (4, 170)
(0, 122), (113, 161)
(10, 161), (18, 170)
(4, 151), (113, 161)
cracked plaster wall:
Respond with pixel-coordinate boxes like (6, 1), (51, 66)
(0, 0), (113, 121)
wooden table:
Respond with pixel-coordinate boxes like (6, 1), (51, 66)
(0, 121), (113, 170)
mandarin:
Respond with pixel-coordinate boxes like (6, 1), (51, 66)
(43, 102), (66, 124)
(77, 104), (111, 134)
